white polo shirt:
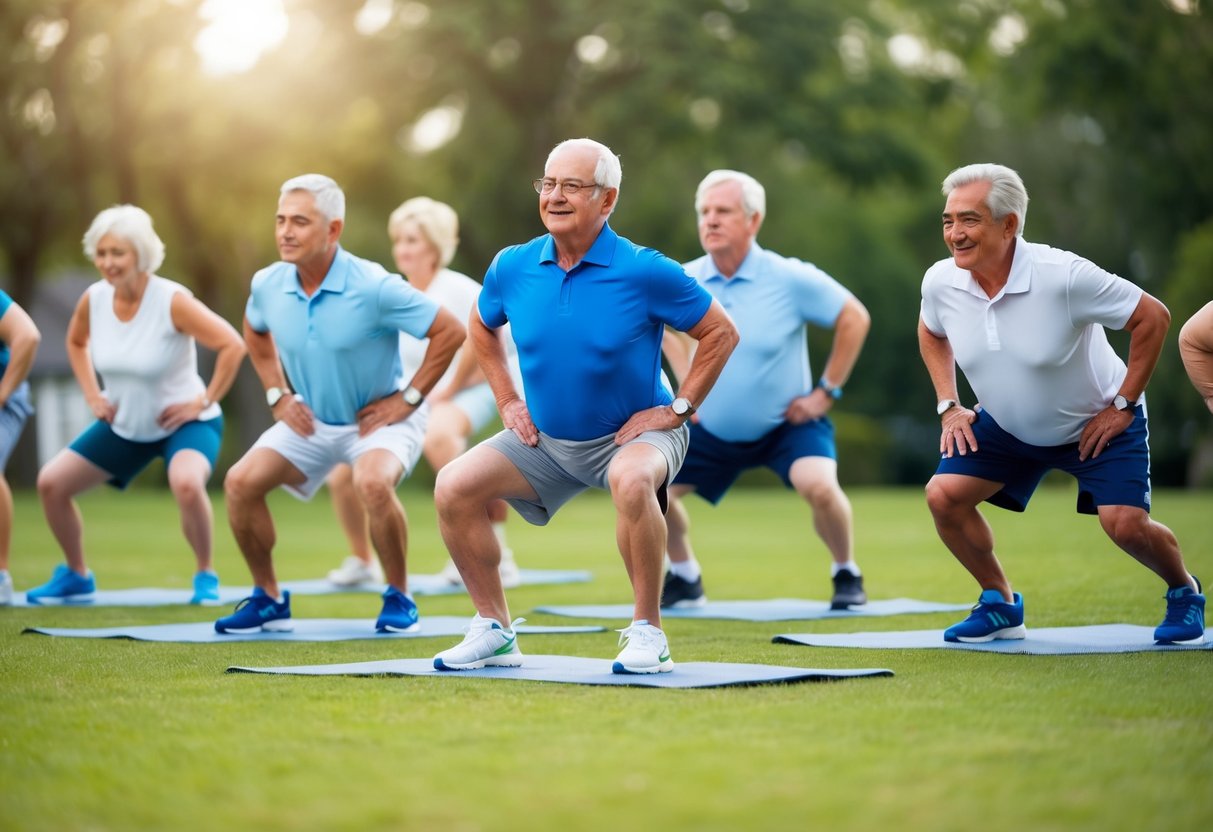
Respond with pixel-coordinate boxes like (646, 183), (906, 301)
(920, 239), (1142, 446)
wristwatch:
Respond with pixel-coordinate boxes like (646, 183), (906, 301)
(1112, 394), (1136, 412)
(402, 386), (425, 407)
(266, 386), (287, 407)
(936, 399), (958, 416)
(818, 377), (843, 400)
(671, 397), (695, 418)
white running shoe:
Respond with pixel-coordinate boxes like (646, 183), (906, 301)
(326, 556), (384, 587)
(433, 614), (525, 670)
(612, 620), (674, 674)
(0, 571), (12, 606)
(439, 548), (522, 589)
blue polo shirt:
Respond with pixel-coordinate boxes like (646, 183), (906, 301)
(683, 243), (851, 442)
(246, 247), (439, 425)
(0, 290), (11, 379)
(480, 224), (712, 440)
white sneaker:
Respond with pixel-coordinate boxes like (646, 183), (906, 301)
(433, 614), (525, 670)
(612, 620), (674, 674)
(439, 548), (522, 589)
(326, 556), (384, 587)
(0, 571), (12, 605)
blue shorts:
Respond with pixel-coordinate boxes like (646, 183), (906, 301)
(69, 417), (224, 490)
(0, 381), (33, 469)
(934, 408), (1152, 515)
(673, 418), (836, 505)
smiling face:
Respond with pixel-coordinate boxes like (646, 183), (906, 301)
(276, 189), (341, 270)
(942, 180), (1018, 276)
(93, 233), (141, 285)
(697, 179), (761, 265)
(539, 143), (616, 243)
(391, 219), (440, 280)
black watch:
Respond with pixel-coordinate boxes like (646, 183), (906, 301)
(1112, 394), (1136, 412)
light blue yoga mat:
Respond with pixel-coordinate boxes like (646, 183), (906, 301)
(773, 624), (1213, 654)
(22, 618), (605, 643)
(535, 598), (971, 622)
(226, 654), (894, 688)
(13, 568), (592, 608)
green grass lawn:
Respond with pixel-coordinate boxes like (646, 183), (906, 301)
(2, 483), (1210, 832)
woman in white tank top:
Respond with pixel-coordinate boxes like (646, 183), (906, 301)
(28, 206), (246, 605)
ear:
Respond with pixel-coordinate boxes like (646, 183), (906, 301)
(600, 187), (619, 215)
(749, 212), (764, 237)
(1003, 211), (1019, 238)
(328, 217), (345, 244)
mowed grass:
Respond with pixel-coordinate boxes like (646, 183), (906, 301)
(2, 483), (1210, 832)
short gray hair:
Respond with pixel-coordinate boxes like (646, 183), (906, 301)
(280, 173), (346, 222)
(941, 163), (1028, 235)
(388, 197), (460, 269)
(546, 137), (622, 198)
(82, 205), (166, 273)
(695, 170), (766, 219)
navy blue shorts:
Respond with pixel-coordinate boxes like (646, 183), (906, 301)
(934, 407), (1152, 515)
(69, 416), (224, 490)
(673, 418), (836, 505)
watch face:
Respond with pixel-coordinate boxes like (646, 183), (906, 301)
(403, 387), (423, 406)
(672, 398), (691, 416)
(266, 387), (284, 407)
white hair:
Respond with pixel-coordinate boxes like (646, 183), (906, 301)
(546, 138), (622, 212)
(695, 170), (766, 219)
(941, 163), (1029, 235)
(82, 205), (165, 273)
(280, 173), (346, 222)
(388, 197), (460, 269)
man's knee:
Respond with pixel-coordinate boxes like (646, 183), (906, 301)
(354, 473), (397, 511)
(1099, 506), (1152, 550)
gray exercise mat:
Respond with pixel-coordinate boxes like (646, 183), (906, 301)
(773, 624), (1213, 654)
(22, 618), (604, 643)
(226, 653), (895, 688)
(12, 568), (592, 607)
(535, 598), (971, 622)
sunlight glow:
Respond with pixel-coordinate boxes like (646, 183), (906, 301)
(194, 0), (289, 76)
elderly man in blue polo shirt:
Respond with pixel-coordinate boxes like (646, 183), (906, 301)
(215, 174), (464, 635)
(430, 138), (738, 674)
(660, 170), (872, 612)
(920, 162), (1204, 645)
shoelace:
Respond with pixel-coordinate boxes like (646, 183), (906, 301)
(464, 616), (526, 637)
(616, 622), (662, 649)
(1161, 597), (1199, 626)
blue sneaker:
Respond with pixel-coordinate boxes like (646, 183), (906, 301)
(26, 565), (96, 605)
(214, 588), (293, 633)
(944, 589), (1026, 643)
(190, 571), (221, 605)
(1154, 578), (1205, 645)
(375, 586), (420, 633)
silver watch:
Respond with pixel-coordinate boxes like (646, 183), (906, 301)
(936, 399), (958, 416)
(671, 397), (695, 418)
(266, 386), (287, 407)
(402, 386), (425, 407)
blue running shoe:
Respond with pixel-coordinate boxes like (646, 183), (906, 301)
(1154, 578), (1205, 645)
(944, 589), (1026, 643)
(214, 588), (293, 633)
(375, 586), (420, 633)
(26, 564), (96, 605)
(190, 571), (221, 605)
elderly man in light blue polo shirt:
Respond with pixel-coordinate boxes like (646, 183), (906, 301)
(215, 174), (464, 635)
(662, 169), (872, 611)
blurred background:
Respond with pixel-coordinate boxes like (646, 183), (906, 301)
(2, 0), (1211, 488)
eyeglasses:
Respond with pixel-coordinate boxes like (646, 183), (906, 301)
(532, 178), (600, 196)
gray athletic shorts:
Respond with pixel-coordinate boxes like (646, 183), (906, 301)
(484, 424), (690, 526)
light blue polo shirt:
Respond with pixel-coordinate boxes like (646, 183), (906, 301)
(246, 247), (440, 426)
(0, 289), (12, 379)
(684, 243), (851, 442)
(480, 224), (713, 440)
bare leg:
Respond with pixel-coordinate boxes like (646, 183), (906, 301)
(167, 449), (215, 573)
(352, 450), (407, 591)
(36, 450), (112, 575)
(663, 484), (698, 564)
(608, 443), (669, 627)
(433, 445), (536, 624)
(1097, 505), (1197, 591)
(223, 448), (307, 599)
(924, 473), (1013, 601)
(327, 464), (373, 563)
(790, 457), (853, 565)
(0, 475), (12, 572)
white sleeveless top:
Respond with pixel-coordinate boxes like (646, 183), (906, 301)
(88, 275), (221, 441)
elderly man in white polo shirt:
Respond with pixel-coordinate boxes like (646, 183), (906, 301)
(918, 162), (1204, 646)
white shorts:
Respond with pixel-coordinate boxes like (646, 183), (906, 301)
(447, 382), (499, 435)
(250, 409), (429, 500)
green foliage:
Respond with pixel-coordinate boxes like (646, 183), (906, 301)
(2, 485), (1211, 831)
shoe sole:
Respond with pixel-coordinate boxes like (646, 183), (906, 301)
(946, 624), (1027, 643)
(26, 593), (96, 605)
(830, 597), (867, 610)
(377, 622), (421, 634)
(661, 596), (707, 610)
(611, 659), (675, 674)
(433, 655), (525, 671)
(1155, 634), (1205, 645)
(191, 597), (222, 606)
(216, 620), (295, 634)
